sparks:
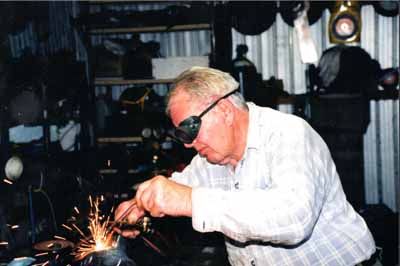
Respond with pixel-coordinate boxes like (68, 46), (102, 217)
(3, 178), (13, 185)
(54, 235), (66, 241)
(72, 223), (87, 238)
(0, 242), (8, 246)
(72, 197), (116, 260)
(35, 252), (48, 257)
(74, 206), (80, 214)
(14, 257), (29, 261)
(61, 224), (73, 231)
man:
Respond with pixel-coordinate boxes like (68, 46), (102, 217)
(115, 67), (375, 265)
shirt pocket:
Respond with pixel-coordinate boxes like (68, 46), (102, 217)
(240, 155), (272, 190)
(257, 167), (272, 190)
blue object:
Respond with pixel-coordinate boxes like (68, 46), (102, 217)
(7, 257), (35, 266)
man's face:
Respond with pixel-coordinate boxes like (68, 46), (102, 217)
(169, 89), (234, 165)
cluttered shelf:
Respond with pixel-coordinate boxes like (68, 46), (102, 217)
(94, 77), (174, 85)
(97, 136), (173, 143)
(98, 169), (140, 174)
(94, 78), (398, 101)
(97, 136), (143, 143)
(367, 89), (399, 100)
(89, 23), (211, 34)
(276, 89), (399, 105)
(88, 0), (177, 4)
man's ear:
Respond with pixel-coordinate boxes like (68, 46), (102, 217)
(218, 99), (234, 126)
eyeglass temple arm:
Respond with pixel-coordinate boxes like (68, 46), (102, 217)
(198, 89), (240, 118)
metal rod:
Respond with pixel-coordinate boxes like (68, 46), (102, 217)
(106, 200), (137, 233)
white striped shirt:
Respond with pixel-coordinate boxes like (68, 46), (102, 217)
(171, 103), (375, 266)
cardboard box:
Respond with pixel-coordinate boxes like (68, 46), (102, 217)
(152, 56), (209, 79)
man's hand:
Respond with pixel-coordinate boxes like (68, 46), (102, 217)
(114, 198), (145, 238)
(135, 175), (192, 218)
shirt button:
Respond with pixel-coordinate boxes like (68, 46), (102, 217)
(234, 182), (239, 189)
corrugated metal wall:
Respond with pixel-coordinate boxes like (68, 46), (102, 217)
(89, 3), (211, 99)
(7, 2), (399, 211)
(361, 6), (399, 212)
(232, 5), (399, 212)
(8, 2), (78, 57)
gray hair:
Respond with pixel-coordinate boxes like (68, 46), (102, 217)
(166, 67), (248, 116)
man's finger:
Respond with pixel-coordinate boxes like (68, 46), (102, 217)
(135, 180), (152, 209)
(115, 199), (135, 221)
(121, 230), (141, 238)
(113, 227), (122, 234)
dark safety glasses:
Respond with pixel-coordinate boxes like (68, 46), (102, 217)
(172, 89), (239, 144)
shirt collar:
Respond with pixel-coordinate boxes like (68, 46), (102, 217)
(245, 103), (261, 151)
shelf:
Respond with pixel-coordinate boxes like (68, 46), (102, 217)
(95, 78), (173, 86)
(276, 90), (399, 105)
(277, 95), (296, 105)
(97, 136), (143, 143)
(368, 89), (399, 100)
(98, 136), (173, 143)
(89, 23), (211, 35)
(89, 0), (170, 4)
(99, 169), (140, 174)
